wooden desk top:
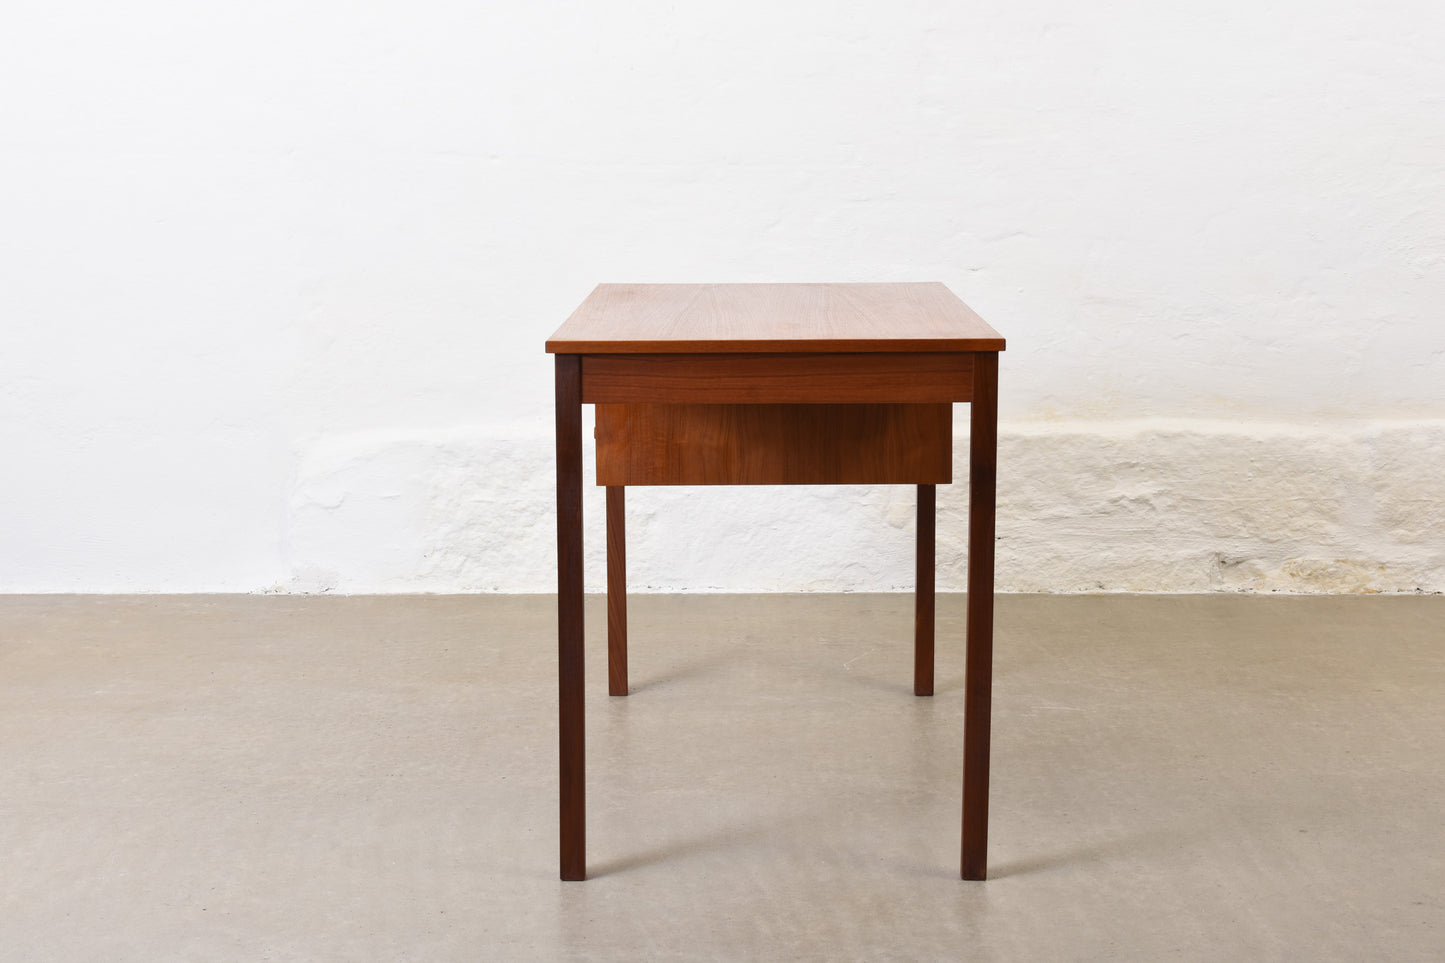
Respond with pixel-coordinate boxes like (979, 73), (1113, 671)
(546, 282), (1005, 354)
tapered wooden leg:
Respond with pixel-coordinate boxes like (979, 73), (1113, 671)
(607, 485), (628, 696)
(555, 355), (586, 881)
(962, 352), (998, 881)
(914, 484), (936, 696)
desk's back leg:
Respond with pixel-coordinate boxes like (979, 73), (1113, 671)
(607, 485), (629, 696)
(962, 352), (998, 880)
(914, 483), (936, 696)
(556, 354), (586, 881)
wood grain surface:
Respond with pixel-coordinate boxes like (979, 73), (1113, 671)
(606, 486), (628, 697)
(554, 355), (586, 881)
(547, 283), (1004, 354)
(914, 483), (936, 697)
(961, 352), (999, 880)
(582, 353), (973, 404)
(595, 403), (952, 486)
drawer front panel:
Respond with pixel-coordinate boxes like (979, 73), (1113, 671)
(596, 403), (952, 486)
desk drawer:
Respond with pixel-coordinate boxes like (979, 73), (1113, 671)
(596, 403), (952, 486)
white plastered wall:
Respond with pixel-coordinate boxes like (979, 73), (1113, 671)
(2, 2), (1442, 593)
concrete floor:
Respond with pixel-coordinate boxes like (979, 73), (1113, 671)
(0, 594), (1441, 961)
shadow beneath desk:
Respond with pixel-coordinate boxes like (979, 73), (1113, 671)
(983, 823), (1219, 880)
(622, 649), (734, 694)
(834, 669), (965, 698)
(587, 816), (795, 878)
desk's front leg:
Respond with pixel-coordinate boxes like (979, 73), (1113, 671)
(962, 352), (998, 880)
(555, 354), (586, 880)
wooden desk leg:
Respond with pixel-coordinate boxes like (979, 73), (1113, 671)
(607, 485), (628, 696)
(914, 484), (936, 697)
(555, 355), (586, 881)
(962, 352), (998, 881)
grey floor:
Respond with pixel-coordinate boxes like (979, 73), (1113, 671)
(1, 594), (1441, 961)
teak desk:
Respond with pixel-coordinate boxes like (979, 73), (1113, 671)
(545, 282), (1005, 881)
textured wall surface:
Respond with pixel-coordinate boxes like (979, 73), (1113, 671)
(3, 2), (1442, 593)
(282, 419), (1445, 595)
